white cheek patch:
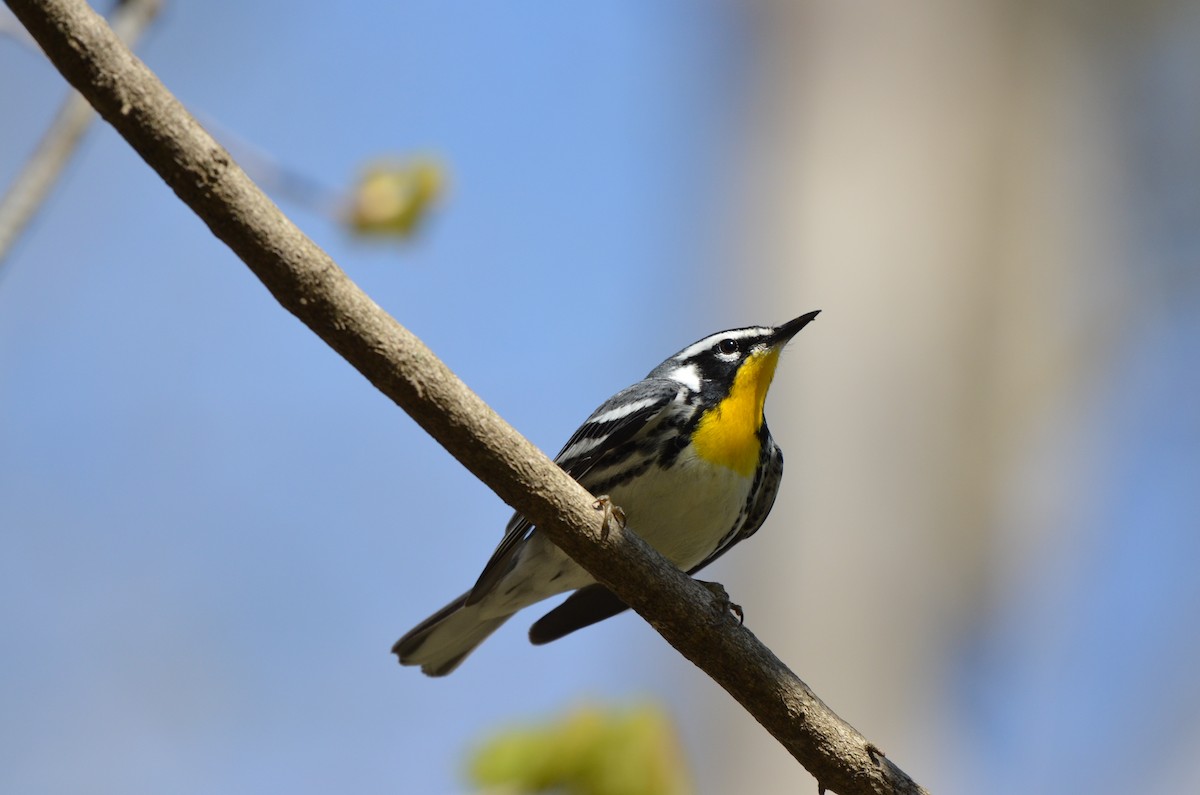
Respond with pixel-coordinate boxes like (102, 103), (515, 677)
(667, 363), (702, 392)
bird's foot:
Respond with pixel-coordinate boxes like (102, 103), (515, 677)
(697, 579), (744, 625)
(592, 495), (626, 541)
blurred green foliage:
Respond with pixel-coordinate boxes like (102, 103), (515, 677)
(345, 157), (445, 238)
(466, 704), (693, 795)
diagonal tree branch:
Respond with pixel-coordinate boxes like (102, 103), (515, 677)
(4, 2), (929, 793)
(0, 0), (160, 268)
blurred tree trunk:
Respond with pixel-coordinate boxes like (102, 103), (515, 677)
(688, 1), (1134, 791)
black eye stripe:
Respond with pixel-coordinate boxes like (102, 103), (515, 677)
(718, 339), (739, 355)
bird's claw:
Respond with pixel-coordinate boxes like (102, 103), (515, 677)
(697, 580), (744, 625)
(592, 495), (626, 541)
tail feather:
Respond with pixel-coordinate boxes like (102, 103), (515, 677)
(392, 592), (512, 676)
(528, 584), (629, 645)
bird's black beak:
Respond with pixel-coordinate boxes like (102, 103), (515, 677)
(771, 310), (820, 346)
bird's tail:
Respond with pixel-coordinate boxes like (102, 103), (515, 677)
(392, 592), (512, 676)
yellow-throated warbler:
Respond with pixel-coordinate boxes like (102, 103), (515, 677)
(394, 311), (820, 675)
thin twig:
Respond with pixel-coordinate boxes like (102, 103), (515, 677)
(0, 0), (160, 268)
(196, 112), (343, 217)
(3, 2), (930, 793)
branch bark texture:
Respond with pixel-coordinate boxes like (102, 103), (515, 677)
(5, 2), (929, 793)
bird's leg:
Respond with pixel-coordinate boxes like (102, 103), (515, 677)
(592, 495), (626, 541)
(696, 580), (744, 625)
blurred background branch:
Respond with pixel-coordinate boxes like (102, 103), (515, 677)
(0, 0), (159, 268)
(0, 0), (443, 272)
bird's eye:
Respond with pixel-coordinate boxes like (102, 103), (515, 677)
(718, 339), (739, 355)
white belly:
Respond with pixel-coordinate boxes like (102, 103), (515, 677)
(484, 447), (751, 618)
(606, 445), (750, 571)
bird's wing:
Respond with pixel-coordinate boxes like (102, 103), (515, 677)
(552, 379), (685, 480)
(525, 441), (784, 643)
(465, 380), (683, 605)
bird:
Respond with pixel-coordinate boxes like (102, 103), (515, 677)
(393, 311), (820, 676)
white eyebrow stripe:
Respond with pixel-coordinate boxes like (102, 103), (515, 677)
(667, 363), (701, 392)
(589, 396), (661, 425)
(673, 327), (772, 361)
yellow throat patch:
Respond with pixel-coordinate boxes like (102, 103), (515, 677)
(691, 347), (782, 476)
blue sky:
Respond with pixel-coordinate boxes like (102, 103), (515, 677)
(4, 3), (1200, 795)
(1, 3), (752, 793)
